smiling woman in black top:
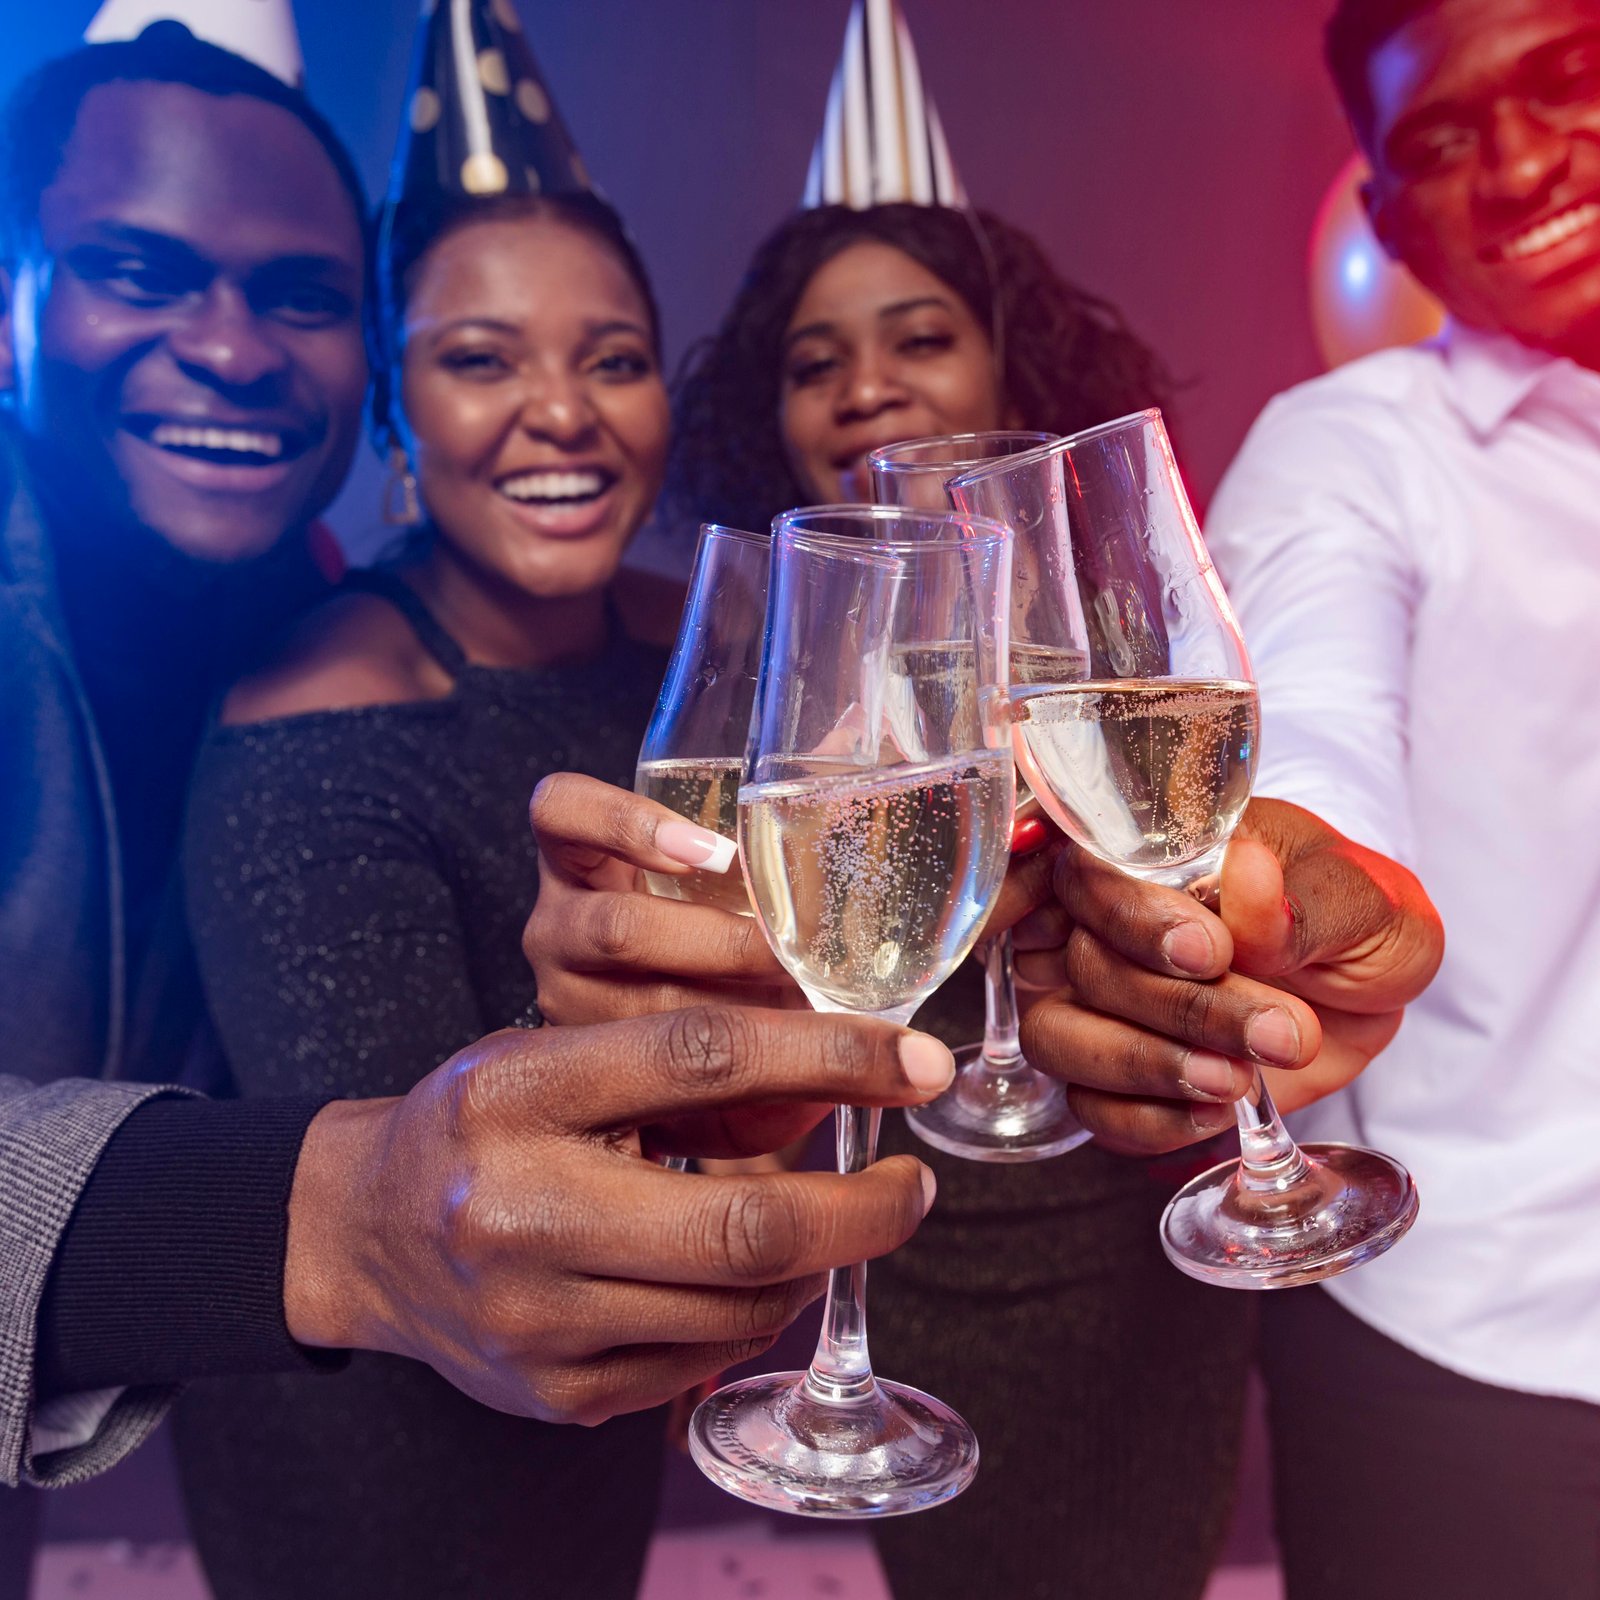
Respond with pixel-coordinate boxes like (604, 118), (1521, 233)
(169, 28), (681, 1591)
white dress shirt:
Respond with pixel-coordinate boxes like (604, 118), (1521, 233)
(1206, 324), (1600, 1404)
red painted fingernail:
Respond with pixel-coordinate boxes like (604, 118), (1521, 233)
(1011, 817), (1049, 855)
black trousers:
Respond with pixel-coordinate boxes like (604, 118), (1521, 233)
(0, 1485), (37, 1600)
(1261, 1286), (1600, 1600)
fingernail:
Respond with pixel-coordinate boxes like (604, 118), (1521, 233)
(1161, 921), (1215, 976)
(920, 1164), (938, 1214)
(1190, 1102), (1237, 1135)
(1246, 1008), (1301, 1067)
(899, 1033), (956, 1094)
(1010, 817), (1049, 855)
(1178, 1050), (1242, 1102)
(655, 819), (737, 873)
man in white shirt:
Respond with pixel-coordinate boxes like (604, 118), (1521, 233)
(1206, 0), (1600, 1593)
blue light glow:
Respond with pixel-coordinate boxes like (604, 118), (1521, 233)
(1342, 244), (1375, 297)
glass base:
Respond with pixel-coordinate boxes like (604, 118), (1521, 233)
(688, 1371), (979, 1519)
(1160, 1140), (1419, 1289)
(902, 1043), (1091, 1163)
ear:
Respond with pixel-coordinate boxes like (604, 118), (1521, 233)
(0, 265), (15, 402)
(1360, 175), (1404, 264)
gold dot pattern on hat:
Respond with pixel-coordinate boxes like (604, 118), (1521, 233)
(491, 0), (523, 30)
(477, 48), (510, 95)
(409, 86), (441, 133)
(461, 151), (509, 195)
(515, 77), (551, 123)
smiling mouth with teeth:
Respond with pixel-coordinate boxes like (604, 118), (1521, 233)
(132, 419), (296, 466)
(496, 468), (615, 505)
(1492, 201), (1600, 264)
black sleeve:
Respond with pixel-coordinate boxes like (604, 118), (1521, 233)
(183, 722), (489, 1103)
(35, 1094), (346, 1399)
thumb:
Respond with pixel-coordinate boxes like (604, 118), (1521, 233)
(1219, 836), (1296, 977)
(529, 772), (737, 891)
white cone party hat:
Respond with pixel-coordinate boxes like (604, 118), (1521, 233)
(84, 0), (304, 86)
(802, 0), (965, 210)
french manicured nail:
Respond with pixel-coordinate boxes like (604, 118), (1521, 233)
(655, 819), (737, 873)
(920, 1164), (938, 1214)
(899, 1033), (957, 1094)
(1246, 1008), (1301, 1067)
(1178, 1050), (1242, 1102)
(1161, 921), (1215, 976)
(1190, 1102), (1238, 1135)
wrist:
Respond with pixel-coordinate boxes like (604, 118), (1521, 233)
(282, 1097), (396, 1350)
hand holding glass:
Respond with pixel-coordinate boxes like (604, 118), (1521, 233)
(688, 505), (1014, 1515)
(949, 412), (1419, 1288)
(870, 432), (1089, 1162)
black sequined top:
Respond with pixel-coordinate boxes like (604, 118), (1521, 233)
(174, 571), (671, 1600)
(184, 572), (666, 1100)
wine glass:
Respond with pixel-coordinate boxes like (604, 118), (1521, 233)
(688, 504), (1015, 1515)
(949, 411), (1419, 1289)
(635, 523), (768, 917)
(870, 432), (1090, 1163)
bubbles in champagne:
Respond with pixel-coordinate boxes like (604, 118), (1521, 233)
(1012, 679), (1258, 872)
(635, 756), (752, 915)
(740, 753), (1013, 1015)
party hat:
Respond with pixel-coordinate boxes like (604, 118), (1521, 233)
(83, 0), (304, 85)
(384, 0), (593, 215)
(802, 0), (965, 211)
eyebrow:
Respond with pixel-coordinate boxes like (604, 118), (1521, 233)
(70, 222), (353, 280)
(1383, 25), (1600, 152)
(420, 314), (652, 340)
(785, 295), (954, 349)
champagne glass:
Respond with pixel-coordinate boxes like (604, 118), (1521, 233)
(634, 524), (766, 1175)
(688, 505), (1014, 1515)
(870, 432), (1090, 1162)
(635, 523), (768, 916)
(949, 411), (1419, 1289)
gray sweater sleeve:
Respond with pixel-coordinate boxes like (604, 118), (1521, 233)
(0, 1074), (189, 1488)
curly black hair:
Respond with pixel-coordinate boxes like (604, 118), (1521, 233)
(666, 203), (1176, 535)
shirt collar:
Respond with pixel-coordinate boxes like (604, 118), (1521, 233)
(1443, 320), (1600, 438)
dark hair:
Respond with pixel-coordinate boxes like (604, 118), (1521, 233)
(666, 203), (1176, 535)
(0, 23), (368, 263)
(369, 191), (662, 449)
(1325, 0), (1437, 142)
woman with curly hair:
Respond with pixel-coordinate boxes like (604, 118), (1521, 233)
(668, 197), (1256, 1600)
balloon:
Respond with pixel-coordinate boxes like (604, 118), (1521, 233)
(1309, 152), (1445, 368)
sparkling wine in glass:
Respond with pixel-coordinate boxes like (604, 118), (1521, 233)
(634, 523), (768, 917)
(688, 504), (1014, 1516)
(870, 432), (1090, 1163)
(950, 411), (1419, 1289)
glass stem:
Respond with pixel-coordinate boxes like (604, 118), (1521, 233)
(803, 1102), (881, 1405)
(1233, 1068), (1311, 1193)
(979, 934), (1023, 1071)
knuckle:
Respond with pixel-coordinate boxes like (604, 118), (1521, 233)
(713, 1180), (805, 1283)
(1166, 977), (1225, 1046)
(588, 893), (650, 964)
(733, 1278), (810, 1342)
(1062, 925), (1107, 992)
(661, 1006), (756, 1097)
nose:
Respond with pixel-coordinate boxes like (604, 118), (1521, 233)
(167, 282), (289, 394)
(834, 348), (909, 425)
(1478, 98), (1571, 212)
(515, 369), (599, 447)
